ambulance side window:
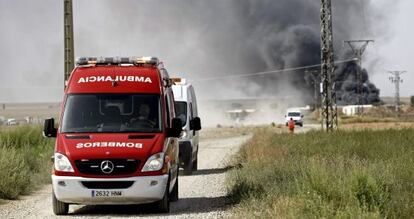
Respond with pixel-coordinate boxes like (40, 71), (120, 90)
(165, 90), (175, 128)
(165, 95), (170, 128)
(169, 91), (175, 119)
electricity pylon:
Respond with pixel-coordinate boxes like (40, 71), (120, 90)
(388, 71), (406, 117)
(320, 0), (338, 131)
(344, 40), (374, 114)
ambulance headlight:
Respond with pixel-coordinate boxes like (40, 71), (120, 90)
(54, 153), (74, 172)
(142, 152), (164, 172)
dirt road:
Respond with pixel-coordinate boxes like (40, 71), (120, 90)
(0, 134), (251, 218)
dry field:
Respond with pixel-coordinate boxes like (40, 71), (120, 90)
(0, 103), (60, 125)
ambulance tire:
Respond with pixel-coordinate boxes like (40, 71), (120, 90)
(52, 191), (69, 215)
(192, 150), (198, 171)
(183, 155), (194, 175)
(154, 176), (170, 213)
(170, 175), (179, 202)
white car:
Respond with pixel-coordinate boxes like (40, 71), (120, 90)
(7, 118), (18, 126)
(285, 111), (303, 127)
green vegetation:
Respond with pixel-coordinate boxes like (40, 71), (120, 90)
(0, 126), (53, 200)
(227, 128), (414, 218)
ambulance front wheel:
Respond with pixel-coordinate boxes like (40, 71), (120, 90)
(52, 190), (69, 215)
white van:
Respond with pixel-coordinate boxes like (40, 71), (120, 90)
(172, 78), (201, 174)
(285, 110), (304, 127)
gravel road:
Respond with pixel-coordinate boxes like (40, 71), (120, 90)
(0, 134), (251, 219)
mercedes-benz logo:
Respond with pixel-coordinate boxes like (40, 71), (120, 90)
(100, 160), (114, 174)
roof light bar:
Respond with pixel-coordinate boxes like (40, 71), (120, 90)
(76, 56), (159, 66)
(171, 78), (182, 83)
(171, 77), (187, 85)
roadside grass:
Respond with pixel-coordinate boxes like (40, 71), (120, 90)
(0, 126), (53, 200)
(227, 128), (414, 218)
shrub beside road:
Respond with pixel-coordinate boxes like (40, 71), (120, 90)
(227, 128), (414, 218)
(0, 126), (53, 200)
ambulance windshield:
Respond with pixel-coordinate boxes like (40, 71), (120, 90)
(61, 94), (161, 133)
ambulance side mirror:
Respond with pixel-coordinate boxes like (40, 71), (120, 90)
(190, 117), (201, 131)
(43, 118), (57, 138)
(168, 118), (182, 138)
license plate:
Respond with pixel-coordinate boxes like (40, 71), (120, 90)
(91, 190), (123, 197)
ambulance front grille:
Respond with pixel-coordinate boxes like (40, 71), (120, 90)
(75, 159), (140, 175)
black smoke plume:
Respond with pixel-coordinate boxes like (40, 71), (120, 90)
(0, 0), (389, 104)
(335, 60), (381, 105)
(199, 0), (383, 105)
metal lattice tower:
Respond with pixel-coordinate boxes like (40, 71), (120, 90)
(344, 40), (374, 114)
(64, 0), (75, 88)
(320, 0), (338, 131)
(305, 70), (320, 111)
(388, 71), (406, 117)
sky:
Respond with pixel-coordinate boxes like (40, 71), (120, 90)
(368, 0), (414, 97)
(0, 0), (412, 103)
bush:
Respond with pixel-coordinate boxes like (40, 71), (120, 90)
(0, 126), (53, 200)
(227, 128), (414, 218)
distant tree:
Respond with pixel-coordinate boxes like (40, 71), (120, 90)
(411, 96), (414, 106)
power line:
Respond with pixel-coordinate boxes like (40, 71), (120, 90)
(192, 58), (357, 82)
(0, 58), (358, 89)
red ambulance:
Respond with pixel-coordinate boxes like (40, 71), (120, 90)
(43, 57), (182, 215)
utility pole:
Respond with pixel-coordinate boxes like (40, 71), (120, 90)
(320, 0), (338, 131)
(388, 71), (406, 117)
(305, 70), (320, 111)
(344, 40), (374, 115)
(64, 0), (75, 89)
